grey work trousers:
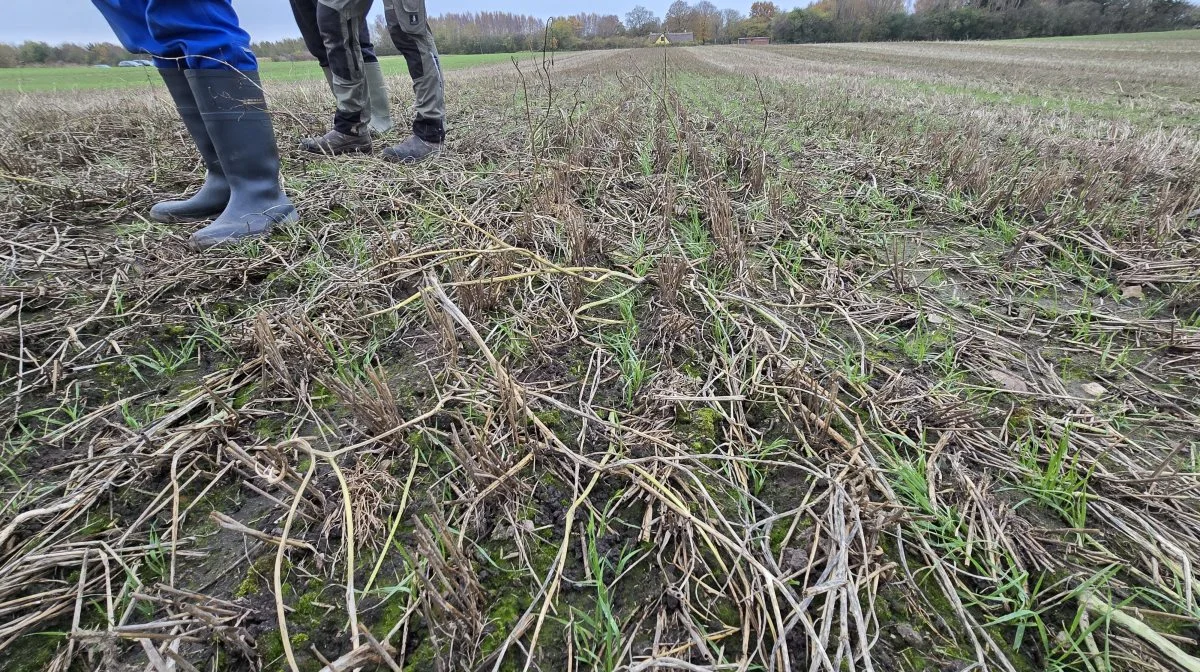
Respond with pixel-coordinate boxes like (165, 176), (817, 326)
(289, 0), (374, 135)
(288, 0), (379, 68)
(381, 0), (445, 143)
(299, 0), (445, 142)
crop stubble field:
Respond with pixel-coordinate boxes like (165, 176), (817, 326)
(1, 32), (1199, 672)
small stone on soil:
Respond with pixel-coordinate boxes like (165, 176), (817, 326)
(987, 369), (1029, 393)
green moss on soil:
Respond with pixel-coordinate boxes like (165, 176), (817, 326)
(233, 383), (260, 410)
(256, 629), (319, 672)
(481, 593), (525, 657)
(258, 630), (285, 668)
(404, 640), (437, 671)
(235, 554), (282, 598)
(308, 380), (339, 409)
(94, 361), (141, 401)
(692, 407), (719, 438)
(372, 592), (410, 635)
(0, 633), (64, 672)
(712, 599), (741, 627)
(769, 523), (790, 555)
(533, 409), (562, 429)
(254, 416), (286, 441)
(293, 580), (329, 629)
(675, 405), (721, 453)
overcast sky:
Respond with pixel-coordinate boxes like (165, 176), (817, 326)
(1, 0), (763, 44)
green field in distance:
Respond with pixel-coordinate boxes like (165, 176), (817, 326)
(0, 52), (524, 92)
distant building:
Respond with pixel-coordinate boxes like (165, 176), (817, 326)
(652, 32), (695, 45)
(738, 37), (771, 45)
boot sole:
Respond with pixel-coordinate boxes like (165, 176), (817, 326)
(188, 210), (300, 252)
(381, 150), (442, 164)
(149, 209), (225, 225)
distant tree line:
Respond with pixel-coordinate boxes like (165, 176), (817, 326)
(0, 41), (136, 67)
(771, 0), (1197, 42)
(2, 0), (1196, 67)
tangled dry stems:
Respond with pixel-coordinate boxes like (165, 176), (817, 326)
(1, 38), (1199, 672)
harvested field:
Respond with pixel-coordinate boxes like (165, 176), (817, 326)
(2, 32), (1199, 672)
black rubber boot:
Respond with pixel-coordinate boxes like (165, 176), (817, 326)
(149, 69), (230, 223)
(185, 69), (298, 251)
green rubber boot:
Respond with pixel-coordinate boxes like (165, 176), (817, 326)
(364, 61), (395, 135)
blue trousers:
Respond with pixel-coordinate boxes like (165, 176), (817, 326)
(91, 0), (258, 70)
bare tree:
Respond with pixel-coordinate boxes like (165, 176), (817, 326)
(692, 1), (721, 43)
(750, 1), (781, 19)
(625, 5), (660, 34)
(565, 13), (625, 37)
(720, 8), (745, 40)
(666, 0), (694, 31)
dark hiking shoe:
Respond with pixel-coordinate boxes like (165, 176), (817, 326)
(149, 69), (230, 223)
(381, 135), (442, 164)
(185, 69), (297, 251)
(299, 129), (372, 155)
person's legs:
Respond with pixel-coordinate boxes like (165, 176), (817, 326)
(291, 0), (392, 144)
(289, 0), (339, 119)
(124, 0), (296, 248)
(317, 0), (367, 135)
(144, 0), (257, 70)
(91, 0), (228, 222)
(91, 0), (169, 58)
(381, 0), (444, 163)
(294, 5), (392, 136)
(186, 68), (297, 250)
(289, 0), (329, 66)
(359, 19), (378, 64)
(363, 60), (395, 134)
(148, 68), (230, 223)
(299, 0), (375, 154)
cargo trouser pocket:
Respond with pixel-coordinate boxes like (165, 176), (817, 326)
(393, 0), (428, 34)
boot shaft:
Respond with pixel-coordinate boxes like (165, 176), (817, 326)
(185, 69), (284, 199)
(363, 61), (395, 134)
(184, 69), (296, 250)
(187, 69), (273, 121)
(149, 68), (231, 224)
(159, 68), (222, 177)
